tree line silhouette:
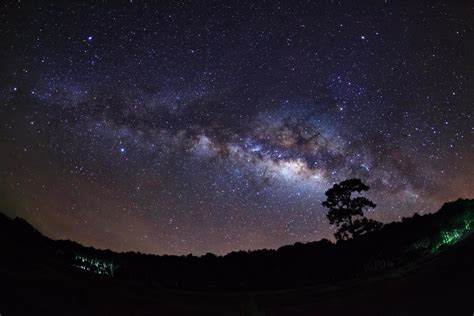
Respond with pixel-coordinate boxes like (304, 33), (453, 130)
(0, 179), (472, 290)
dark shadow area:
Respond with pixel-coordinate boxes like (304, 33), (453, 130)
(1, 198), (473, 315)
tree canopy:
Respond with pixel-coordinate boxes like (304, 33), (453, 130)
(322, 179), (383, 240)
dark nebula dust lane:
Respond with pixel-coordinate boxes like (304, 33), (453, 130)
(0, 1), (473, 255)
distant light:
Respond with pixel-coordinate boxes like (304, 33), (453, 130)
(120, 148), (126, 153)
(87, 36), (93, 41)
(13, 87), (17, 91)
(361, 35), (366, 40)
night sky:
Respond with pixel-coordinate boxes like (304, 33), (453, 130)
(0, 1), (473, 255)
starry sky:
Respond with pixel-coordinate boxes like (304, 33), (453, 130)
(0, 1), (473, 255)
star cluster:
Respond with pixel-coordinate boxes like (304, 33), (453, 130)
(0, 1), (472, 255)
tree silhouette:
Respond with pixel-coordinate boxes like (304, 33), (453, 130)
(322, 179), (383, 241)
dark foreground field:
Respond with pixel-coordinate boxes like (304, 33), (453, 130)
(1, 199), (474, 315)
(1, 233), (474, 315)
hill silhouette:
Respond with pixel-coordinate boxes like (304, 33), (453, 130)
(1, 198), (473, 315)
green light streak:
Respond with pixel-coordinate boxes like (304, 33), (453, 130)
(73, 255), (115, 276)
(431, 218), (473, 253)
